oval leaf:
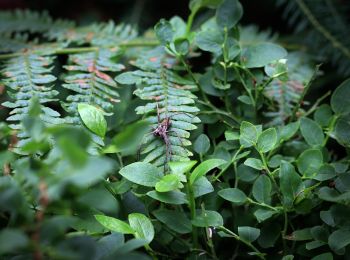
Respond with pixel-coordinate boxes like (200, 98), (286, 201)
(190, 159), (227, 184)
(257, 128), (277, 153)
(119, 162), (163, 187)
(242, 43), (287, 68)
(300, 117), (324, 147)
(128, 213), (154, 243)
(95, 215), (134, 234)
(218, 188), (247, 205)
(78, 103), (107, 138)
(331, 78), (350, 115)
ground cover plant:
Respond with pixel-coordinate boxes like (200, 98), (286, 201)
(1, 0), (350, 259)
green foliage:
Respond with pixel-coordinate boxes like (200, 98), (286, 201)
(1, 3), (350, 260)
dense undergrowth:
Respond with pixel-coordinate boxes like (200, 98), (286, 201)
(1, 0), (350, 259)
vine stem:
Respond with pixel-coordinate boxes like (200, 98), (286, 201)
(0, 40), (159, 60)
(217, 226), (265, 259)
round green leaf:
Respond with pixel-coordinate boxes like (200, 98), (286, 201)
(194, 134), (210, 154)
(240, 121), (258, 147)
(331, 78), (350, 115)
(95, 215), (134, 234)
(128, 213), (154, 243)
(328, 227), (350, 252)
(244, 158), (264, 170)
(78, 103), (107, 138)
(152, 209), (192, 234)
(146, 190), (188, 205)
(155, 174), (183, 192)
(242, 43), (287, 68)
(279, 121), (299, 142)
(154, 19), (174, 45)
(238, 226), (260, 243)
(119, 162), (163, 187)
(192, 210), (223, 227)
(218, 188), (247, 205)
(297, 149), (323, 177)
(300, 117), (324, 147)
(195, 29), (224, 53)
(216, 0), (243, 29)
(257, 128), (277, 153)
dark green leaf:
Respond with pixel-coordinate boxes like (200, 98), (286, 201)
(300, 117), (324, 146)
(242, 43), (287, 68)
(153, 209), (192, 234)
(257, 128), (277, 153)
(218, 188), (247, 205)
(216, 0), (243, 29)
(252, 175), (271, 204)
(331, 78), (350, 115)
(192, 210), (223, 227)
(238, 226), (260, 242)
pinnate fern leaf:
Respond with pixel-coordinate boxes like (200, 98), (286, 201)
(116, 47), (200, 170)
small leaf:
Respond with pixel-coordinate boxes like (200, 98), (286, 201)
(242, 43), (287, 68)
(195, 30), (224, 54)
(287, 228), (312, 241)
(174, 38), (189, 55)
(95, 215), (134, 234)
(119, 162), (163, 187)
(155, 174), (183, 192)
(331, 78), (350, 115)
(192, 210), (223, 227)
(297, 149), (323, 177)
(252, 175), (271, 204)
(190, 159), (226, 184)
(238, 226), (260, 242)
(153, 209), (192, 234)
(218, 188), (247, 205)
(169, 160), (197, 177)
(216, 0), (243, 29)
(311, 253), (333, 260)
(194, 134), (210, 154)
(300, 117), (324, 146)
(78, 103), (107, 138)
(257, 128), (277, 153)
(224, 131), (239, 141)
(128, 213), (155, 243)
(154, 19), (174, 45)
(254, 209), (276, 223)
(279, 121), (299, 141)
(146, 190), (188, 204)
(0, 229), (28, 254)
(240, 121), (258, 147)
(193, 176), (214, 198)
(244, 158), (264, 170)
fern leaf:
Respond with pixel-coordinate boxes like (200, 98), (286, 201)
(116, 47), (200, 170)
(62, 48), (124, 125)
(1, 53), (62, 151)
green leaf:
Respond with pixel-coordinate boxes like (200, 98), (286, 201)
(257, 128), (277, 153)
(216, 0), (243, 29)
(334, 117), (350, 146)
(311, 253), (333, 260)
(287, 228), (312, 241)
(331, 78), (350, 115)
(78, 103), (107, 138)
(153, 209), (192, 234)
(242, 43), (287, 68)
(252, 175), (271, 204)
(119, 162), (163, 187)
(154, 19), (174, 45)
(225, 131), (239, 141)
(192, 210), (223, 227)
(238, 226), (260, 242)
(0, 229), (28, 254)
(297, 149), (323, 177)
(128, 213), (154, 243)
(174, 38), (189, 55)
(240, 121), (258, 147)
(193, 176), (214, 198)
(169, 160), (197, 178)
(194, 134), (210, 154)
(314, 104), (333, 127)
(300, 117), (324, 146)
(146, 190), (188, 204)
(218, 188), (247, 205)
(95, 215), (134, 234)
(254, 209), (276, 223)
(244, 158), (264, 170)
(279, 121), (299, 141)
(195, 29), (224, 53)
(155, 174), (183, 192)
(190, 159), (226, 184)
(279, 161), (304, 208)
(189, 0), (223, 11)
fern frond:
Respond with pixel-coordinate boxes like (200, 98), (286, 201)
(116, 47), (200, 170)
(264, 52), (314, 125)
(277, 0), (350, 76)
(47, 21), (137, 47)
(1, 53), (62, 151)
(62, 48), (124, 124)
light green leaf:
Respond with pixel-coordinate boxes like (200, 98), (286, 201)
(216, 0), (243, 29)
(300, 117), (324, 146)
(194, 134), (210, 154)
(244, 158), (264, 170)
(218, 188), (247, 205)
(195, 30), (224, 53)
(252, 175), (271, 204)
(240, 121), (258, 147)
(146, 190), (188, 204)
(78, 103), (107, 138)
(297, 149), (323, 177)
(174, 38), (189, 55)
(257, 128), (277, 153)
(190, 159), (226, 184)
(155, 174), (183, 192)
(331, 78), (350, 115)
(192, 210), (223, 227)
(279, 121), (299, 142)
(169, 160), (197, 179)
(224, 131), (239, 141)
(238, 226), (260, 242)
(119, 162), (163, 187)
(128, 213), (154, 243)
(242, 43), (287, 68)
(95, 215), (134, 234)
(154, 19), (174, 45)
